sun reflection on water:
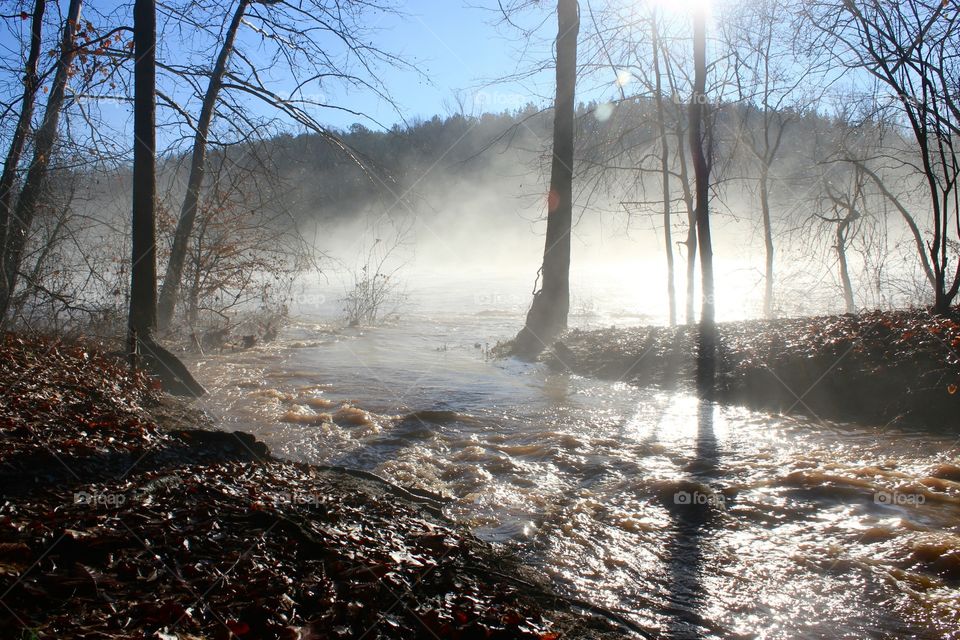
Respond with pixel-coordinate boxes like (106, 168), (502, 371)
(188, 316), (960, 638)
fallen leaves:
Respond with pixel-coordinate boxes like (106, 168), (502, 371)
(2, 459), (563, 638)
(558, 309), (960, 427)
(0, 333), (577, 640)
(0, 332), (164, 465)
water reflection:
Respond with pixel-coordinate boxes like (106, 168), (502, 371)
(662, 395), (722, 637)
(189, 318), (960, 639)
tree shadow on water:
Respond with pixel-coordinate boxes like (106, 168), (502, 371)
(661, 323), (726, 639)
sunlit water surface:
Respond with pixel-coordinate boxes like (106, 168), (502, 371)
(187, 275), (960, 639)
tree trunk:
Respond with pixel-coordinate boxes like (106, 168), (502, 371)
(0, 0), (80, 323)
(129, 0), (206, 397)
(129, 0), (158, 347)
(187, 242), (203, 327)
(854, 161), (935, 288)
(933, 216), (947, 313)
(836, 223), (855, 314)
(678, 133), (697, 325)
(513, 0), (579, 358)
(664, 52), (697, 324)
(760, 166), (774, 317)
(652, 13), (676, 327)
(0, 0), (46, 261)
(187, 283), (200, 328)
(156, 0), (249, 331)
(690, 8), (715, 394)
(690, 11), (713, 327)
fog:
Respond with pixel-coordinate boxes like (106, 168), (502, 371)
(42, 100), (932, 332)
(3, 1), (960, 638)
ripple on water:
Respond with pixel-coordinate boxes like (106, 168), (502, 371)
(187, 328), (960, 640)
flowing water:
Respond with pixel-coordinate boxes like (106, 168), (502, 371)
(187, 274), (960, 639)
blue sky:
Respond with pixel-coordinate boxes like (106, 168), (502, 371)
(312, 1), (556, 129)
(0, 0), (559, 143)
(0, 0), (711, 143)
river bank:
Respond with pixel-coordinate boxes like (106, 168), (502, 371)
(544, 309), (960, 430)
(0, 333), (630, 639)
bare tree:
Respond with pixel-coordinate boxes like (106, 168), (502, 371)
(690, 7), (713, 327)
(725, 0), (812, 318)
(129, 0), (156, 350)
(153, 0), (406, 330)
(811, 0), (960, 313)
(651, 9), (677, 326)
(514, 0), (579, 357)
(129, 0), (204, 396)
(128, 0), (157, 354)
(660, 44), (699, 324)
(0, 0), (82, 323)
(171, 145), (310, 330)
(821, 165), (868, 313)
(0, 0), (46, 261)
(578, 1), (699, 324)
(832, 110), (936, 290)
(340, 215), (411, 327)
(156, 0), (251, 331)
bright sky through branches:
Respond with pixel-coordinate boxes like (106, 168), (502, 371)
(645, 0), (714, 17)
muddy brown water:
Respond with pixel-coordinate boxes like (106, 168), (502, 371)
(187, 292), (960, 639)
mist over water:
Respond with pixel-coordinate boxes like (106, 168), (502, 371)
(306, 205), (908, 329)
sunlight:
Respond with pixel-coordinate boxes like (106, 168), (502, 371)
(6, 0), (960, 637)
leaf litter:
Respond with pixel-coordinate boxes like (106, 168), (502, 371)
(0, 333), (627, 639)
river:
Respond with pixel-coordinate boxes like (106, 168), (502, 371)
(186, 273), (960, 639)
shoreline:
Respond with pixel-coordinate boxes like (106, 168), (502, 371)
(0, 333), (631, 639)
(541, 309), (960, 430)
